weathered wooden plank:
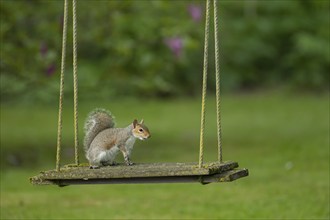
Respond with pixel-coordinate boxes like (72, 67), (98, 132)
(30, 162), (248, 186)
(33, 161), (237, 180)
(30, 168), (248, 186)
(202, 168), (249, 183)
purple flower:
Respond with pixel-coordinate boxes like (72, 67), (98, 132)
(164, 37), (183, 58)
(45, 64), (56, 77)
(188, 4), (202, 22)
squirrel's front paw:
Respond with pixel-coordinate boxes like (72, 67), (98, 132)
(126, 162), (134, 166)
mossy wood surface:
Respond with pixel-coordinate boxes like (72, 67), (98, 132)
(30, 161), (248, 186)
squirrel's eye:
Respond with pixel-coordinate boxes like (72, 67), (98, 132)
(139, 128), (144, 132)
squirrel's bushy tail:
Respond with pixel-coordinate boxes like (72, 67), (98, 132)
(83, 108), (115, 152)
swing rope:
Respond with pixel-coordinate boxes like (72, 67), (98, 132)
(72, 0), (79, 165)
(199, 0), (222, 167)
(198, 0), (211, 168)
(56, 0), (79, 171)
(56, 0), (68, 171)
(213, 0), (222, 163)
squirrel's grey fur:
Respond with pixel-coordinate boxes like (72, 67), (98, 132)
(83, 108), (150, 168)
(83, 108), (115, 152)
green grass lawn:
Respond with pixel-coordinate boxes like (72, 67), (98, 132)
(1, 92), (329, 219)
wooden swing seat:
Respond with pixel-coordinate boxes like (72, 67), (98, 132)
(30, 161), (248, 186)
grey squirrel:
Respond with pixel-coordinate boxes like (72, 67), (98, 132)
(83, 108), (151, 169)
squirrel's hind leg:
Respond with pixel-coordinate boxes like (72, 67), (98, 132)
(110, 161), (118, 166)
(88, 151), (107, 169)
(89, 165), (100, 169)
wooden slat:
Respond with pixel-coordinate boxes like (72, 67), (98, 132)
(202, 168), (249, 183)
(30, 161), (248, 186)
(35, 161), (238, 179)
(31, 169), (248, 186)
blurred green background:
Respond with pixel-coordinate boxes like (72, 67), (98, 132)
(0, 0), (329, 219)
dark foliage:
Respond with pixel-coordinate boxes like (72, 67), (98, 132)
(1, 0), (329, 103)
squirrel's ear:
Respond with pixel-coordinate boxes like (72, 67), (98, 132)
(133, 119), (138, 128)
(140, 119), (144, 124)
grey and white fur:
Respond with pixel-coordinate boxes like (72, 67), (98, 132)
(84, 108), (151, 169)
